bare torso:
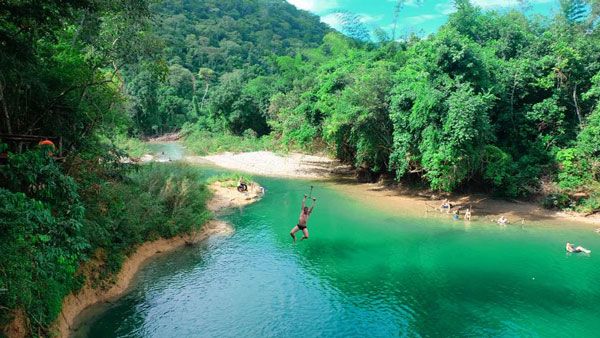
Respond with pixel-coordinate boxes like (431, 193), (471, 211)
(566, 243), (576, 252)
(298, 210), (310, 226)
(290, 197), (316, 242)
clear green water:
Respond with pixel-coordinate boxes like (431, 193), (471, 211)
(146, 143), (187, 161)
(75, 175), (600, 338)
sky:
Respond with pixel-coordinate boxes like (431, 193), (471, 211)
(286, 0), (562, 37)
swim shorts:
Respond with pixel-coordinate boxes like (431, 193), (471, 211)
(297, 223), (307, 230)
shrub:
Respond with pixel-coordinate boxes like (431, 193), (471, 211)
(542, 193), (572, 210)
(183, 129), (277, 155)
(0, 189), (86, 333)
(112, 134), (150, 158)
(0, 150), (213, 334)
(556, 148), (592, 191)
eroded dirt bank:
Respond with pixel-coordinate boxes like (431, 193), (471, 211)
(3, 180), (263, 338)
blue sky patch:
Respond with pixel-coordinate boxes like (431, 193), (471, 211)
(286, 0), (561, 38)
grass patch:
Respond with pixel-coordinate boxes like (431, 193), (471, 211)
(84, 163), (213, 273)
(182, 129), (278, 155)
(206, 172), (255, 187)
(113, 134), (150, 158)
(575, 182), (600, 214)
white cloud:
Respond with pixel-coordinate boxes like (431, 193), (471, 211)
(404, 14), (443, 25)
(435, 0), (553, 14)
(386, 0), (422, 7)
(435, 2), (456, 15)
(358, 14), (384, 24)
(319, 13), (384, 31)
(286, 0), (339, 13)
(320, 13), (344, 30)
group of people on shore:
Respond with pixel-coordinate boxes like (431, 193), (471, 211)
(439, 199), (592, 254)
(438, 199), (511, 225)
(439, 199), (474, 221)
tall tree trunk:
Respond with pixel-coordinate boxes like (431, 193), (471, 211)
(113, 61), (126, 93)
(573, 84), (583, 126)
(0, 81), (12, 134)
(391, 0), (403, 41)
(200, 83), (209, 111)
(191, 73), (196, 95)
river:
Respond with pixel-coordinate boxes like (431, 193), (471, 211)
(73, 146), (600, 337)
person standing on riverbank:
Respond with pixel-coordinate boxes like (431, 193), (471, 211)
(290, 195), (316, 242)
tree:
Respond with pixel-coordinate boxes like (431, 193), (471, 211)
(391, 0), (424, 41)
(332, 11), (371, 41)
(198, 68), (215, 112)
(561, 0), (589, 23)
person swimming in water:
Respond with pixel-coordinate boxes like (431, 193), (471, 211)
(497, 216), (509, 225)
(566, 242), (591, 254)
(290, 194), (316, 243)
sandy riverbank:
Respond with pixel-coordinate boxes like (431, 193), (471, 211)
(328, 179), (600, 228)
(4, 221), (234, 338)
(207, 180), (264, 212)
(56, 221), (233, 338)
(198, 151), (599, 227)
(0, 181), (263, 338)
(193, 151), (352, 179)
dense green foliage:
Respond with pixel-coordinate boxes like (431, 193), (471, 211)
(180, 0), (599, 210)
(81, 163), (211, 278)
(0, 149), (86, 332)
(0, 0), (153, 147)
(2, 0), (600, 335)
(183, 128), (277, 155)
(1, 0), (210, 335)
(0, 148), (211, 334)
(126, 0), (330, 135)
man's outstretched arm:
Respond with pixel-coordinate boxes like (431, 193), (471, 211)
(309, 198), (316, 213)
(302, 195), (307, 209)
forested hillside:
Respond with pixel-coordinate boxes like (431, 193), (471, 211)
(0, 1), (328, 334)
(181, 0), (600, 211)
(1, 1), (212, 335)
(127, 0), (330, 135)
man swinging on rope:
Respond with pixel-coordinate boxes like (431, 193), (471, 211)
(290, 194), (316, 242)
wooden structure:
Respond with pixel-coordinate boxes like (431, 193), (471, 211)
(0, 134), (63, 164)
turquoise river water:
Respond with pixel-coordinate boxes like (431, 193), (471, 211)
(74, 162), (600, 337)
